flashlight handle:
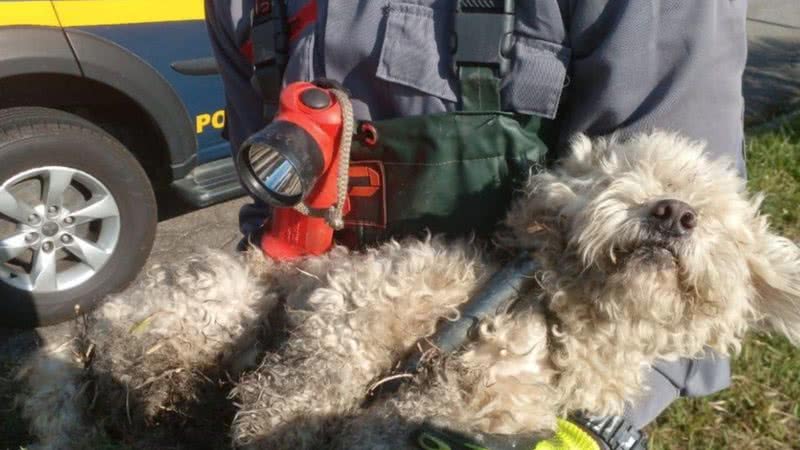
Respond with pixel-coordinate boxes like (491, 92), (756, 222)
(262, 208), (336, 259)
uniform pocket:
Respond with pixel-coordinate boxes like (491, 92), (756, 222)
(500, 37), (571, 119)
(376, 3), (457, 102)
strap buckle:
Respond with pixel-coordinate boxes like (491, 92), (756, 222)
(250, 0), (288, 121)
(452, 0), (515, 78)
(572, 414), (649, 450)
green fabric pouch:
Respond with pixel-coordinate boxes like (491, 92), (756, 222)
(337, 111), (549, 246)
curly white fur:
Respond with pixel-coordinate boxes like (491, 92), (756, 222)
(17, 131), (800, 449)
(17, 249), (277, 449)
(231, 237), (493, 447)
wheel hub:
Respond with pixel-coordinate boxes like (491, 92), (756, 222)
(41, 221), (59, 237)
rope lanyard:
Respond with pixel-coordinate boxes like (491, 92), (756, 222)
(292, 88), (354, 230)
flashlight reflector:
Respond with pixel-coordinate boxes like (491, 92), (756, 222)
(248, 145), (303, 199)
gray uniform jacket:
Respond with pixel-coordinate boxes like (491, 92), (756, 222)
(206, 0), (748, 429)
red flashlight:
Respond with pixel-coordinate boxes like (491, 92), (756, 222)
(235, 82), (350, 260)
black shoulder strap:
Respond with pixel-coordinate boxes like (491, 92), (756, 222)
(250, 0), (289, 121)
(452, 0), (515, 111)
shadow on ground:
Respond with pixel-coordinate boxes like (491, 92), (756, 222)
(744, 36), (800, 125)
(0, 328), (38, 449)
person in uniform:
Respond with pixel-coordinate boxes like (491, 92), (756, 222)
(205, 1), (748, 447)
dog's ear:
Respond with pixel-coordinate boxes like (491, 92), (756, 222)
(561, 134), (603, 176)
(514, 134), (596, 219)
(750, 232), (800, 345)
(499, 171), (574, 249)
(501, 165), (580, 249)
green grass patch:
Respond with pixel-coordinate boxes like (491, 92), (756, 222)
(648, 116), (800, 449)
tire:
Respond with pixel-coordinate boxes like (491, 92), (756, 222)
(0, 107), (157, 327)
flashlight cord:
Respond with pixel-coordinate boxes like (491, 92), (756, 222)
(292, 88), (354, 230)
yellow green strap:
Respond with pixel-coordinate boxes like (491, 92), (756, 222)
(413, 419), (599, 450)
(534, 419), (601, 450)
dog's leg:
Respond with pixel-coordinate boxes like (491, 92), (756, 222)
(18, 249), (277, 448)
(231, 238), (490, 449)
(88, 250), (274, 422)
(332, 311), (558, 450)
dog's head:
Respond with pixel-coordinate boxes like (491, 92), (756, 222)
(505, 131), (800, 350)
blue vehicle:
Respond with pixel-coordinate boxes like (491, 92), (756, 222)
(0, 1), (241, 326)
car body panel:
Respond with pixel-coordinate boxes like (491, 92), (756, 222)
(0, 26), (82, 79)
(71, 22), (230, 164)
(0, 0), (230, 170)
(0, 1), (61, 27)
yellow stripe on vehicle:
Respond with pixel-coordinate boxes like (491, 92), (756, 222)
(55, 0), (205, 26)
(0, 0), (205, 28)
(0, 2), (60, 27)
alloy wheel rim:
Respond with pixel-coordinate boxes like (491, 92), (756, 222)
(0, 166), (120, 293)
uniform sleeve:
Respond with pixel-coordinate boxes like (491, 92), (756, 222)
(204, 0), (264, 153)
(558, 0), (748, 174)
(205, 0), (270, 238)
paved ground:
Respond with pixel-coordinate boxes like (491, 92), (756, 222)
(148, 196), (246, 268)
(743, 0), (800, 124)
(1, 1), (799, 448)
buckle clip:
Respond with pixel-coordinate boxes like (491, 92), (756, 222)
(452, 0), (515, 78)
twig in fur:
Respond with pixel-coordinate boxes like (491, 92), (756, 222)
(295, 267), (322, 281)
(125, 384), (132, 425)
(83, 343), (95, 364)
(367, 373), (414, 394)
(144, 341), (166, 356)
(134, 368), (184, 390)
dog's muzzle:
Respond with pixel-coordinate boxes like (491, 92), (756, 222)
(649, 199), (697, 238)
(632, 245), (679, 269)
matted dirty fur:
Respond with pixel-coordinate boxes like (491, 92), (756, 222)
(16, 250), (280, 449)
(17, 132), (800, 449)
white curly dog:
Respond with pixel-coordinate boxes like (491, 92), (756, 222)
(17, 132), (800, 449)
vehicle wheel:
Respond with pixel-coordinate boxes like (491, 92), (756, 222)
(0, 107), (156, 327)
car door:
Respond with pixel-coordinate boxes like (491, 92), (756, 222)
(50, 0), (229, 164)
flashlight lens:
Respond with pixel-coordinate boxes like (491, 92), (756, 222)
(248, 145), (304, 200)
(236, 120), (325, 207)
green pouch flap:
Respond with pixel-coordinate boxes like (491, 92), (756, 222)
(338, 111), (549, 246)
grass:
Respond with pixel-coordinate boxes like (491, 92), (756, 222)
(647, 116), (800, 450)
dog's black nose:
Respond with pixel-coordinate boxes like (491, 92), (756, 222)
(650, 199), (697, 236)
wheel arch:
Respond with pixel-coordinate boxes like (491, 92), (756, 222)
(64, 28), (198, 179)
(0, 26), (198, 180)
(0, 26), (81, 78)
